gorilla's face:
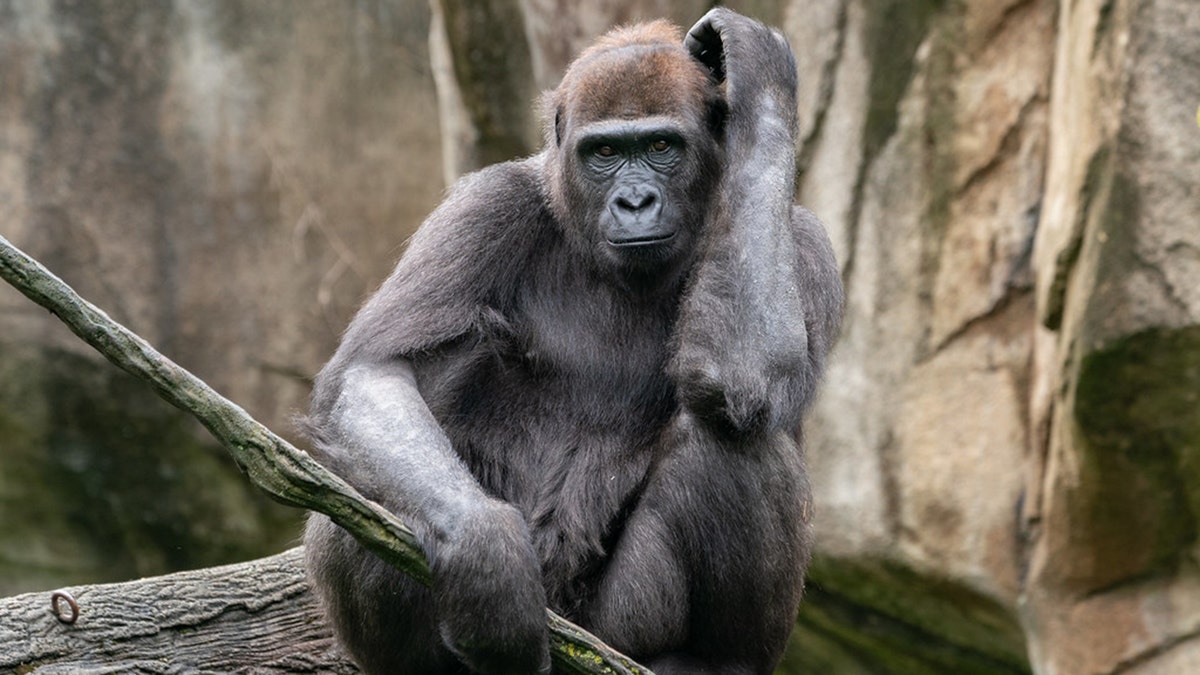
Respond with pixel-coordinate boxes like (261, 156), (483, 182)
(555, 111), (722, 276)
(571, 116), (710, 270)
(546, 40), (724, 278)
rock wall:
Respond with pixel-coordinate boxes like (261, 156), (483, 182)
(1023, 0), (1200, 672)
(782, 0), (1200, 672)
(0, 0), (443, 592)
(788, 0), (1050, 671)
(1, 1), (1197, 673)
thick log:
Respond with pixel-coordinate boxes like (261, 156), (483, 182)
(0, 547), (357, 674)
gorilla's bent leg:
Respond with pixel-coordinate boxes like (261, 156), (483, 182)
(305, 515), (464, 675)
(588, 415), (811, 674)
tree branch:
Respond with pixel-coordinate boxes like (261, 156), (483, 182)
(0, 234), (652, 675)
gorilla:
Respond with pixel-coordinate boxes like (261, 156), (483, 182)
(303, 8), (843, 675)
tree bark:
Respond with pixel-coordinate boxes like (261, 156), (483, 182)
(0, 548), (357, 673)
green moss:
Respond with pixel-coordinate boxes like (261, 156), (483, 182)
(1071, 326), (1200, 587)
(780, 555), (1030, 675)
(1059, 144), (1200, 588)
(861, 0), (947, 162)
(0, 347), (301, 595)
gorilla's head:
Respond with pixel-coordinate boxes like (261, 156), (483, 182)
(542, 21), (727, 277)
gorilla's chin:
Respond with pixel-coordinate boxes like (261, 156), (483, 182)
(604, 233), (686, 274)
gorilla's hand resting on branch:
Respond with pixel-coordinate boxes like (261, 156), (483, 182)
(431, 499), (550, 674)
(303, 8), (842, 675)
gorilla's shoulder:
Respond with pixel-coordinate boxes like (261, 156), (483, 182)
(405, 154), (551, 264)
(442, 154), (550, 219)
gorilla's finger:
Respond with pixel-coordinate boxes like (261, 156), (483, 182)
(684, 16), (725, 82)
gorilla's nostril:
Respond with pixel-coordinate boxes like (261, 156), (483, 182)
(619, 194), (654, 211)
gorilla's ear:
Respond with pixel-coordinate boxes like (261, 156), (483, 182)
(536, 90), (565, 148)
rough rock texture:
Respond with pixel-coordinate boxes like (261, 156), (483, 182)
(1, 1), (1198, 673)
(791, 0), (1050, 671)
(788, 0), (1200, 672)
(0, 0), (442, 593)
(1021, 0), (1200, 672)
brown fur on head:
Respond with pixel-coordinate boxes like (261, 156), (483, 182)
(541, 20), (724, 148)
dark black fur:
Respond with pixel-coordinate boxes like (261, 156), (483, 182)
(303, 9), (843, 675)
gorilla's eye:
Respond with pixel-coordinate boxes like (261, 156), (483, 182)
(595, 145), (616, 158)
(650, 138), (671, 153)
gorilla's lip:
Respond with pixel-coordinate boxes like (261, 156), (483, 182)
(607, 233), (676, 248)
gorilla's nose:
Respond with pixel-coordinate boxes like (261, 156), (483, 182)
(613, 186), (661, 215)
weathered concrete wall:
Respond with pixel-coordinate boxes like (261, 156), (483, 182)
(2, 1), (1198, 673)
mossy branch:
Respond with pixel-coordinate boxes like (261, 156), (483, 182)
(0, 234), (652, 675)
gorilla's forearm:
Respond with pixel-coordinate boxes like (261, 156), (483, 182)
(671, 12), (820, 437)
(308, 358), (552, 674)
(320, 360), (492, 535)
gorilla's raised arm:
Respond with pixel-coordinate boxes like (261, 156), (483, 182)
(673, 9), (843, 437)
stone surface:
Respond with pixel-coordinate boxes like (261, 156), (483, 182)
(789, 0), (1200, 672)
(1020, 0), (1200, 672)
(0, 0), (442, 593)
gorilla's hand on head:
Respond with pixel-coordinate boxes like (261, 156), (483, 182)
(684, 8), (797, 119)
(671, 10), (831, 444)
(682, 12), (726, 83)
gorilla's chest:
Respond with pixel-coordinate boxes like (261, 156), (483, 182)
(418, 293), (679, 612)
(444, 301), (676, 488)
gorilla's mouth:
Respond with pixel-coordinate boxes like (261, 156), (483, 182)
(607, 233), (676, 248)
